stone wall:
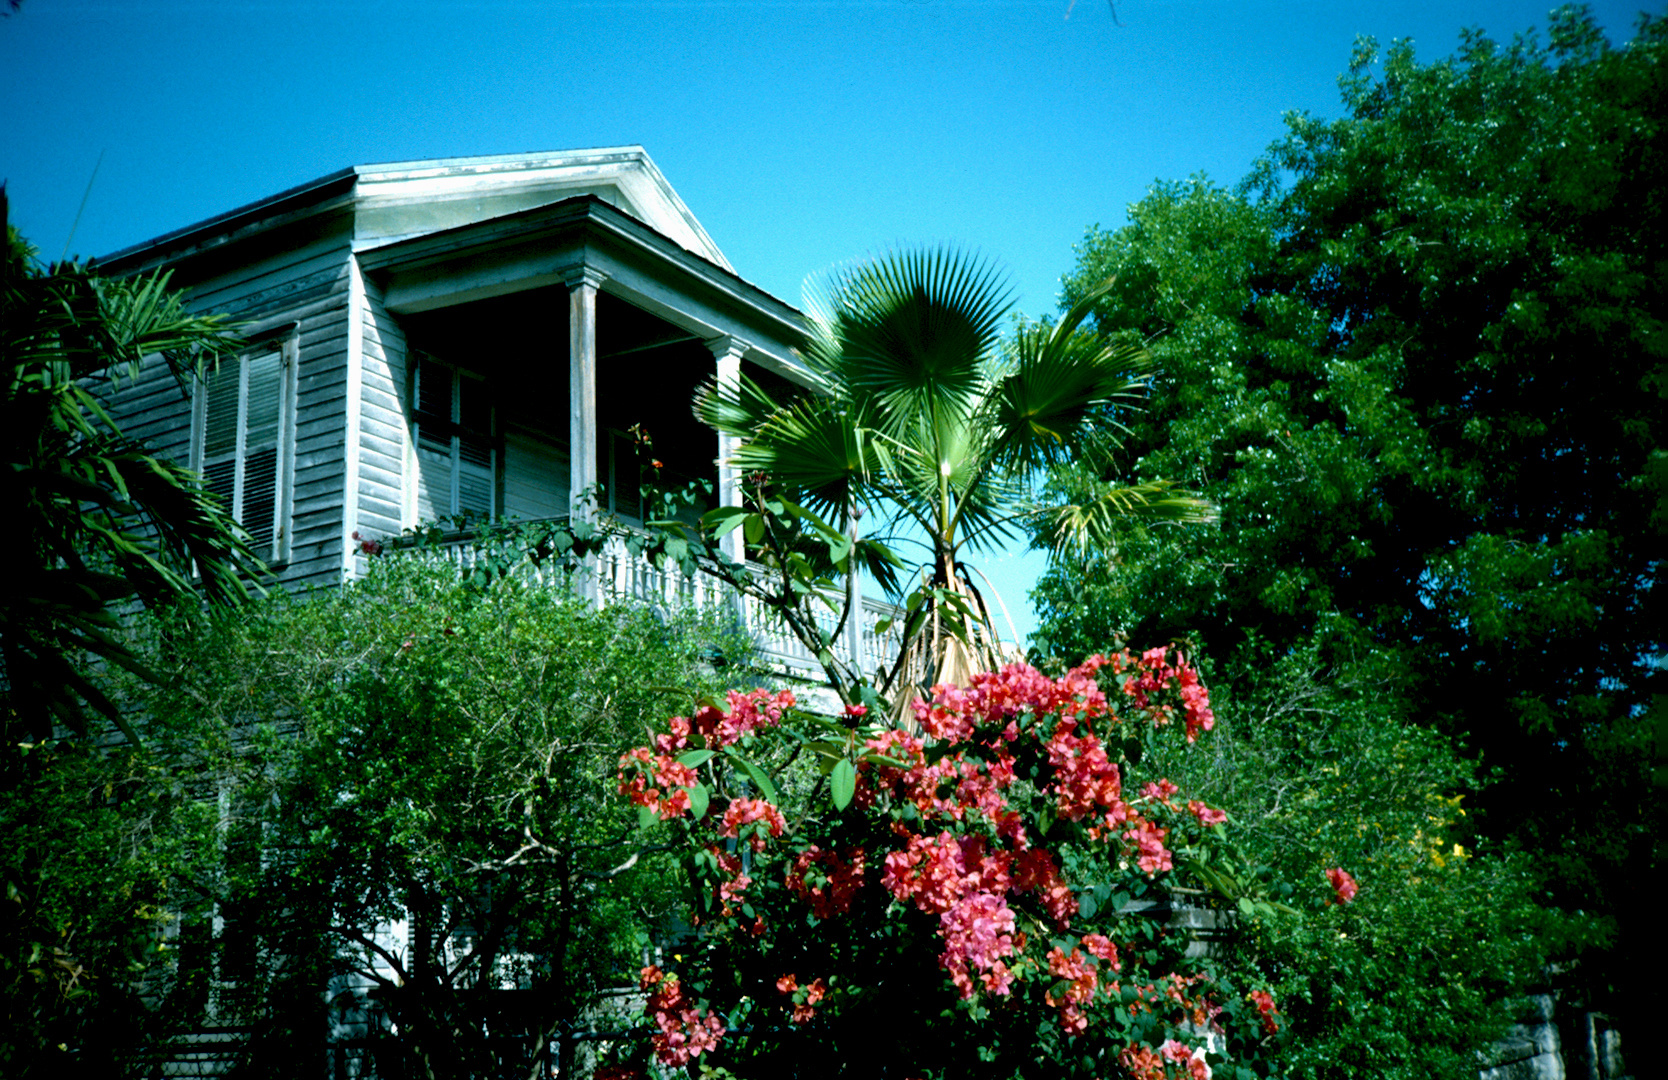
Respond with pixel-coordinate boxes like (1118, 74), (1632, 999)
(1478, 993), (1630, 1080)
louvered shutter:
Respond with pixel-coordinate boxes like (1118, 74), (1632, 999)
(201, 361), (241, 513)
(455, 375), (494, 517)
(198, 343), (290, 561)
(241, 349), (283, 551)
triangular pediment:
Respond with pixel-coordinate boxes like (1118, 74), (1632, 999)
(349, 148), (732, 271)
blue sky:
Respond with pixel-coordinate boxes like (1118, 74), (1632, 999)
(2, 0), (1656, 643)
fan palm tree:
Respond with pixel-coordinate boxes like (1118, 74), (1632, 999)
(697, 247), (1210, 711)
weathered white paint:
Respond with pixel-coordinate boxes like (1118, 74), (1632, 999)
(708, 335), (750, 566)
(341, 257), (366, 577)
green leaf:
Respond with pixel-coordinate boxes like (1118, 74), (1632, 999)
(678, 749), (717, 768)
(724, 749), (780, 805)
(831, 759), (857, 811)
(638, 804), (660, 830)
(686, 783), (710, 821)
(702, 505), (749, 535)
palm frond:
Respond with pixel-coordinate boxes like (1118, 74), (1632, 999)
(986, 277), (1153, 477)
(803, 247), (1013, 442)
(1044, 479), (1219, 554)
(725, 394), (889, 521)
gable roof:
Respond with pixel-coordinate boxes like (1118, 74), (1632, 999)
(98, 146), (732, 274)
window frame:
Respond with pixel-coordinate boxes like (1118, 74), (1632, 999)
(409, 353), (498, 526)
(190, 328), (298, 568)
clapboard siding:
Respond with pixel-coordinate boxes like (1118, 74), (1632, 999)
(358, 276), (409, 543)
(100, 224), (356, 591)
(288, 307), (352, 591)
(183, 232), (350, 317)
(101, 354), (194, 457)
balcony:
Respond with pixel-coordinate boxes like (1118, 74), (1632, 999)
(388, 522), (905, 687)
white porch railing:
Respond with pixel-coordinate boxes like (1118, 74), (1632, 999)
(396, 527), (904, 685)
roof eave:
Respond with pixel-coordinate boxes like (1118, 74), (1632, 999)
(94, 167), (361, 274)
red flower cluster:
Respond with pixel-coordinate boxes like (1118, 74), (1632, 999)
(775, 973), (828, 1024)
(1046, 725), (1124, 824)
(701, 687), (796, 747)
(1043, 935), (1122, 1037)
(1125, 647), (1216, 743)
(1326, 867), (1359, 905)
(1248, 988), (1281, 1036)
(1188, 799), (1227, 827)
(619, 690), (796, 822)
(616, 747), (696, 821)
(1161, 1038), (1213, 1079)
(722, 797), (787, 852)
(784, 845), (866, 919)
(1119, 1039), (1212, 1080)
(1124, 818), (1174, 876)
(640, 966), (725, 1067)
(618, 648), (1245, 1072)
(912, 660), (1112, 743)
(706, 846), (752, 918)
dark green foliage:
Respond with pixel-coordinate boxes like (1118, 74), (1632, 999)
(0, 206), (258, 1077)
(0, 737), (220, 1079)
(1033, 5), (1662, 1067)
(1, 198), (257, 741)
(1133, 640), (1549, 1079)
(133, 555), (748, 1078)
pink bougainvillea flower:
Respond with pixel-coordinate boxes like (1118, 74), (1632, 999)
(1139, 778), (1180, 807)
(722, 797), (787, 851)
(1327, 866), (1359, 904)
(644, 972), (726, 1066)
(1124, 818), (1173, 875)
(1188, 799), (1227, 827)
(1119, 1044), (1166, 1080)
(785, 845), (867, 919)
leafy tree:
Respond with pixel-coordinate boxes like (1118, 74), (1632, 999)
(1, 193), (256, 742)
(132, 551), (748, 1079)
(0, 734), (223, 1079)
(694, 248), (1208, 712)
(1033, 5), (1663, 1057)
(1131, 637), (1548, 1079)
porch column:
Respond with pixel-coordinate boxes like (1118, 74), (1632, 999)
(566, 266), (607, 604)
(706, 336), (752, 568)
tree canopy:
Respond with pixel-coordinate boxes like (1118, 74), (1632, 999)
(1031, 5), (1663, 1045)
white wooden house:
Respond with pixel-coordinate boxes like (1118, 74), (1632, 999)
(99, 147), (897, 675)
(97, 148), (905, 1077)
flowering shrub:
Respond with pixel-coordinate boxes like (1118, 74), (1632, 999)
(605, 650), (1287, 1079)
